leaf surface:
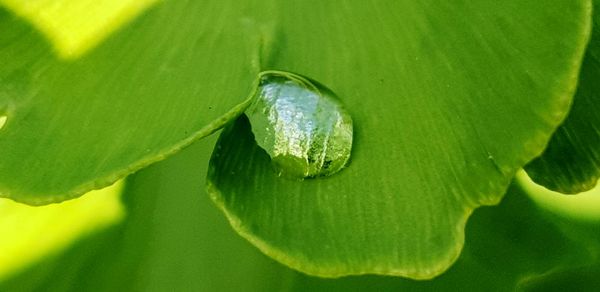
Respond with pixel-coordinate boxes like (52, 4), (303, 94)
(525, 0), (600, 194)
(207, 1), (591, 278)
(0, 1), (271, 204)
(0, 0), (593, 278)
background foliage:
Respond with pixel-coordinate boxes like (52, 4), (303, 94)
(0, 0), (599, 290)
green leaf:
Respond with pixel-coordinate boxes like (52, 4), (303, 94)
(207, 1), (591, 278)
(518, 170), (600, 220)
(0, 1), (271, 204)
(0, 0), (593, 279)
(0, 0), (591, 210)
(525, 0), (600, 194)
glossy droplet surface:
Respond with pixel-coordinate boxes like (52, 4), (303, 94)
(245, 71), (353, 178)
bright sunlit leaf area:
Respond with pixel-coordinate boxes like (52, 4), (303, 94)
(0, 181), (125, 282)
(518, 170), (600, 222)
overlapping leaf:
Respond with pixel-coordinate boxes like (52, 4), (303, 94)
(526, 0), (600, 194)
(0, 0), (270, 204)
(207, 1), (591, 278)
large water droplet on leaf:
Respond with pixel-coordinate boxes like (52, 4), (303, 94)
(245, 71), (353, 179)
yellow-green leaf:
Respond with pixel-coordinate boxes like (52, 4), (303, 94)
(0, 180), (124, 282)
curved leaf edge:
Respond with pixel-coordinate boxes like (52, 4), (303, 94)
(524, 0), (600, 195)
(0, 79), (261, 206)
(472, 1), (592, 201)
(207, 177), (474, 279)
(205, 3), (593, 279)
(524, 53), (600, 195)
(206, 118), (508, 279)
(528, 167), (599, 195)
(517, 169), (600, 221)
(510, 0), (593, 192)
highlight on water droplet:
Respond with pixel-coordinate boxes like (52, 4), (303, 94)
(245, 71), (353, 179)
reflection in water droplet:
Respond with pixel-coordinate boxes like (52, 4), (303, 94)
(0, 115), (7, 130)
(246, 71), (353, 179)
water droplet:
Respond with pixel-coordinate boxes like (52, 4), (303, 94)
(0, 115), (7, 130)
(245, 71), (353, 179)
